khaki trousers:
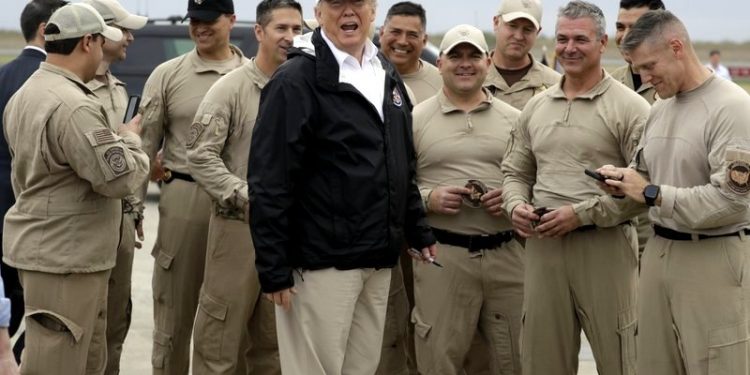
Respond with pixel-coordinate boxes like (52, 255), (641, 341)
(412, 241), (524, 375)
(638, 234), (750, 375)
(19, 270), (110, 375)
(105, 213), (136, 375)
(151, 179), (211, 374)
(276, 267), (392, 375)
(192, 213), (279, 374)
(522, 225), (638, 375)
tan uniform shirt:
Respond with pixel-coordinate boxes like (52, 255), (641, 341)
(502, 72), (650, 226)
(401, 60), (441, 104)
(139, 46), (247, 183)
(87, 71), (141, 212)
(186, 59), (269, 218)
(414, 89), (520, 234)
(636, 75), (750, 235)
(484, 54), (560, 111)
(2, 63), (149, 273)
(610, 64), (658, 105)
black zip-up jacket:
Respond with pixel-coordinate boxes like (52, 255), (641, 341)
(248, 30), (435, 293)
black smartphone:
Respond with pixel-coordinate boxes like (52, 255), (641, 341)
(584, 168), (607, 182)
(123, 95), (141, 123)
(531, 207), (551, 228)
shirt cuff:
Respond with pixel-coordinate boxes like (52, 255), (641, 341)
(572, 200), (595, 226)
(658, 185), (676, 219)
(0, 298), (10, 328)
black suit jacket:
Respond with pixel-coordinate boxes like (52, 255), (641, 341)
(0, 48), (45, 233)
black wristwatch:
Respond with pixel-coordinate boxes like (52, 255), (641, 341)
(643, 184), (660, 207)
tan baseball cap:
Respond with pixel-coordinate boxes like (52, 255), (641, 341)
(497, 0), (542, 30)
(83, 0), (148, 30)
(439, 24), (489, 55)
(44, 3), (122, 42)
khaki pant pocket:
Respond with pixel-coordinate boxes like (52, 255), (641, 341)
(708, 321), (750, 375)
(193, 290), (229, 361)
(152, 329), (172, 369)
(23, 309), (85, 373)
(485, 312), (516, 375)
(617, 307), (637, 375)
(411, 309), (433, 373)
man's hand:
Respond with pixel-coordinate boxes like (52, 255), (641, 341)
(117, 113), (142, 136)
(481, 188), (504, 217)
(511, 203), (539, 238)
(598, 166), (649, 204)
(0, 328), (19, 375)
(264, 287), (297, 311)
(408, 244), (438, 264)
(535, 205), (581, 238)
(429, 186), (471, 215)
(150, 149), (166, 182)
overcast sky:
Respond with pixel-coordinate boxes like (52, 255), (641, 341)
(2, 0), (749, 42)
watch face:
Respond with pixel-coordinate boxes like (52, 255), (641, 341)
(644, 185), (659, 198)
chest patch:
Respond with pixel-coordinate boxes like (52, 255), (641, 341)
(392, 87), (403, 107)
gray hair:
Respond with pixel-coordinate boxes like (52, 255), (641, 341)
(556, 1), (606, 40)
(620, 10), (688, 53)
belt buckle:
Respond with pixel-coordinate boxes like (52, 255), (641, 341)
(161, 169), (174, 183)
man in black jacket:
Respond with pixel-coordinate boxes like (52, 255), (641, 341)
(0, 0), (68, 361)
(248, 0), (436, 373)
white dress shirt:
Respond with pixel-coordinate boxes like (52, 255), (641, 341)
(321, 30), (386, 121)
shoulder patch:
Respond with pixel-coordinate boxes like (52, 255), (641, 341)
(85, 128), (118, 146)
(103, 146), (128, 176)
(727, 160), (750, 195)
(187, 121), (208, 149)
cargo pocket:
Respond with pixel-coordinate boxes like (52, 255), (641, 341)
(24, 310), (84, 373)
(411, 309), (433, 371)
(617, 307), (637, 375)
(152, 247), (174, 308)
(152, 329), (172, 369)
(485, 312), (515, 375)
(708, 321), (750, 375)
(193, 290), (229, 361)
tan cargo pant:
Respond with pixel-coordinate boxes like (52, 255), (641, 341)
(276, 267), (392, 375)
(638, 234), (750, 374)
(634, 212), (653, 256)
(192, 213), (279, 374)
(151, 179), (211, 374)
(522, 225), (638, 375)
(412, 240), (524, 375)
(105, 212), (136, 375)
(19, 269), (110, 375)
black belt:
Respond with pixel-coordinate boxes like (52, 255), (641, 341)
(654, 225), (750, 241)
(163, 170), (195, 183)
(431, 227), (514, 252)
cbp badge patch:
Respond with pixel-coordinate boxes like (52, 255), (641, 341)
(392, 87), (403, 107)
(104, 146), (127, 175)
(727, 160), (750, 194)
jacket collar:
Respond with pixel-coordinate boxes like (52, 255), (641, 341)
(189, 45), (246, 74)
(547, 69), (613, 101)
(485, 53), (549, 93)
(86, 70), (125, 92)
(437, 87), (493, 114)
(39, 62), (95, 95)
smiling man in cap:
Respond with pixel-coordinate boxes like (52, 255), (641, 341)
(81, 1), (147, 373)
(138, 0), (247, 373)
(410, 24), (524, 375)
(2, 2), (149, 374)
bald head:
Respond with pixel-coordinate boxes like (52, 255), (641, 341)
(620, 10), (691, 54)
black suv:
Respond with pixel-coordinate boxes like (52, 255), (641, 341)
(112, 18), (438, 96)
(111, 17), (259, 95)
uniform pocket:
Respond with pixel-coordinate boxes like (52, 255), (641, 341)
(617, 307), (637, 375)
(411, 309), (433, 371)
(708, 321), (750, 375)
(193, 290), (229, 361)
(151, 329), (172, 369)
(485, 312), (516, 375)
